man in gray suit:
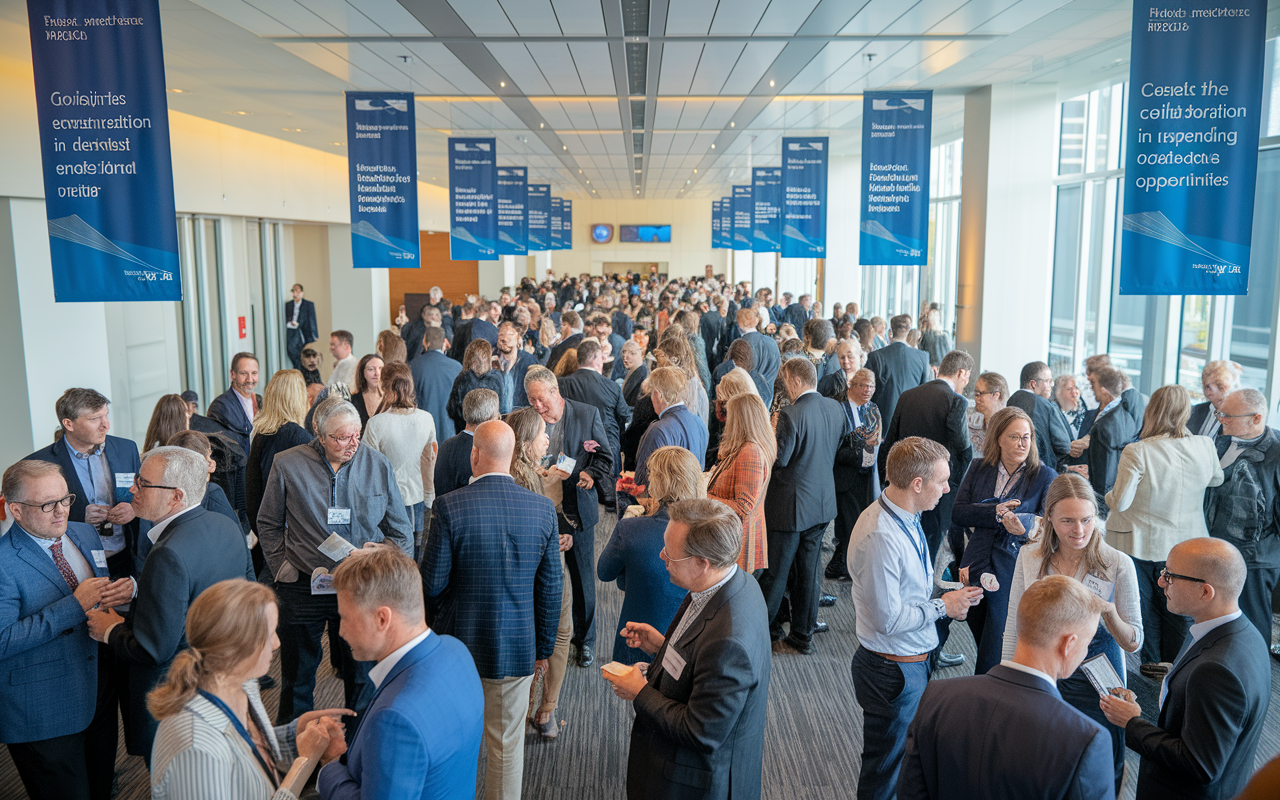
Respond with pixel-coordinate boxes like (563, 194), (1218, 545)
(603, 498), (771, 800)
(900, 575), (1115, 800)
(864, 314), (933, 444)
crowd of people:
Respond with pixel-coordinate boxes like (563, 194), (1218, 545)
(0, 270), (1277, 800)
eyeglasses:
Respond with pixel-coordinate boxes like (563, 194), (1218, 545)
(660, 547), (695, 563)
(326, 433), (360, 446)
(14, 494), (76, 514)
(1214, 410), (1255, 420)
(1004, 434), (1032, 445)
(133, 476), (177, 491)
(974, 390), (997, 398)
(1159, 567), (1207, 585)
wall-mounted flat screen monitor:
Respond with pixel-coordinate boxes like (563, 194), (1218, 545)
(620, 224), (671, 243)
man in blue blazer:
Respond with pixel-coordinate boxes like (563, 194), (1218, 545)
(421, 422), (561, 800)
(411, 327), (463, 440)
(26, 387), (150, 576)
(0, 460), (134, 800)
(320, 548), (484, 800)
(495, 321), (539, 410)
(900, 575), (1115, 800)
(729, 307), (780, 406)
(285, 283), (319, 371)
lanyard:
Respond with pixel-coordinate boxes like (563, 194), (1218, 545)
(197, 690), (279, 789)
(843, 399), (860, 430)
(878, 496), (930, 578)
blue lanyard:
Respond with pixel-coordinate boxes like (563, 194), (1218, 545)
(197, 690), (279, 788)
(878, 496), (930, 578)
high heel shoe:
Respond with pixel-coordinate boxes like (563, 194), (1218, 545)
(529, 712), (560, 738)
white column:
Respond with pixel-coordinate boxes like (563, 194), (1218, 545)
(327, 223), (390, 352)
(749, 251), (773, 295)
(534, 250), (554, 281)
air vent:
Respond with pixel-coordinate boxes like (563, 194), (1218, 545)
(634, 156), (643, 172)
(633, 133), (644, 155)
(626, 43), (647, 95)
(621, 0), (649, 37)
(630, 99), (645, 129)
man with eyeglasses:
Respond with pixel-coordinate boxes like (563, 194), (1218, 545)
(257, 396), (412, 732)
(1008, 361), (1073, 471)
(0, 460), (132, 800)
(1203, 387), (1280, 648)
(1101, 537), (1270, 800)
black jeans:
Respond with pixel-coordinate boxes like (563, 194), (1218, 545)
(1132, 556), (1193, 663)
(759, 522), (828, 643)
(561, 514), (596, 649)
(275, 577), (373, 730)
(830, 473), (876, 575)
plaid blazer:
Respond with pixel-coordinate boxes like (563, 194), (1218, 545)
(707, 442), (769, 571)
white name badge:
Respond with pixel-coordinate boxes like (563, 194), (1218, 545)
(661, 645), (687, 681)
(1083, 574), (1115, 602)
(92, 550), (108, 570)
(327, 507), (352, 526)
(115, 473), (135, 489)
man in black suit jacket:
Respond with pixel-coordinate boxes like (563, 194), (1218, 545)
(1101, 538), (1271, 800)
(85, 447), (253, 761)
(525, 366), (613, 666)
(784, 294), (812, 332)
(880, 350), (974, 559)
(546, 310), (584, 373)
(411, 327), (463, 440)
(901, 575), (1115, 800)
(1008, 361), (1072, 471)
(206, 353), (263, 532)
(731, 307), (780, 406)
(433, 389), (500, 499)
(602, 499), (771, 800)
(284, 283), (318, 371)
(759, 359), (849, 654)
(1081, 366), (1138, 511)
(864, 314), (933, 437)
(559, 340), (629, 509)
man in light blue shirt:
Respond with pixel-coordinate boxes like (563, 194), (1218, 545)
(847, 437), (983, 800)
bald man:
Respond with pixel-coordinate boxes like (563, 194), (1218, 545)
(420, 419), (561, 800)
(1101, 538), (1271, 800)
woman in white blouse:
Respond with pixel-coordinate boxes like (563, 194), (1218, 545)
(1104, 383), (1223, 666)
(149, 580), (350, 800)
(1003, 473), (1141, 795)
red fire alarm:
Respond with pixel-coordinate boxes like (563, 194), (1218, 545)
(238, 316), (247, 339)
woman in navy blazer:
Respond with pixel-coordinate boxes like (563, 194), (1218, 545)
(597, 446), (704, 665)
(952, 406), (1057, 674)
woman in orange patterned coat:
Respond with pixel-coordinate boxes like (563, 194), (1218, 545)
(706, 391), (778, 574)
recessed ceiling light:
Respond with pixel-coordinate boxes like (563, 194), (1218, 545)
(693, 169), (698, 174)
(282, 127), (305, 132)
(769, 80), (775, 87)
(730, 121), (735, 127)
(331, 142), (343, 146)
(226, 110), (253, 116)
(168, 88), (187, 94)
(711, 143), (715, 148)
(540, 123), (545, 128)
(500, 81), (506, 87)
(579, 169), (582, 173)
(562, 145), (567, 150)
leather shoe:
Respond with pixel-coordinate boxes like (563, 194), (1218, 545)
(575, 645), (595, 668)
(814, 619), (829, 634)
(935, 652), (965, 668)
(819, 593), (837, 607)
(781, 634), (814, 655)
(824, 564), (851, 581)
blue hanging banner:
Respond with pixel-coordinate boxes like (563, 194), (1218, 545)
(718, 197), (733, 248)
(782, 137), (829, 258)
(1119, 0), (1266, 295)
(859, 92), (931, 265)
(496, 166), (527, 256)
(449, 136), (497, 260)
(562, 199), (573, 250)
(549, 197), (564, 249)
(346, 92), (420, 268)
(527, 184), (550, 250)
(752, 167), (783, 253)
(27, 0), (181, 302)
(732, 185), (752, 250)
(711, 199), (722, 248)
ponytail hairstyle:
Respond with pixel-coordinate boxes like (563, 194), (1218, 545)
(147, 579), (277, 720)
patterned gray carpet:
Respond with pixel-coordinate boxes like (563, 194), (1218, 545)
(3, 511), (1277, 799)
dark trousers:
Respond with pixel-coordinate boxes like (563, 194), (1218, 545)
(829, 473), (876, 575)
(275, 577), (373, 730)
(287, 327), (305, 370)
(561, 514), (597, 649)
(1133, 556), (1193, 663)
(759, 522), (827, 643)
(919, 489), (956, 562)
(851, 647), (931, 800)
(10, 646), (118, 800)
(1239, 566), (1280, 645)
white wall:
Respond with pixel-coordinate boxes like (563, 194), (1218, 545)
(543, 198), (727, 279)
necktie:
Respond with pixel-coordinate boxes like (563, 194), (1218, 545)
(50, 539), (80, 592)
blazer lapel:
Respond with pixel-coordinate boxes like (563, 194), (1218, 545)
(1164, 616), (1248, 689)
(673, 570), (745, 653)
(10, 526), (75, 596)
(648, 595), (692, 685)
(351, 634), (441, 746)
(67, 524), (109, 578)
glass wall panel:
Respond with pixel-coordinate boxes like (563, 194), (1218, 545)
(1230, 148), (1280, 390)
(1179, 295), (1211, 396)
(1058, 99), (1087, 175)
(1049, 184), (1083, 377)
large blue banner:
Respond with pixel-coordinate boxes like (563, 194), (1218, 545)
(527, 184), (550, 250)
(782, 137), (828, 258)
(1120, 0), (1267, 295)
(549, 197), (564, 249)
(860, 92), (931, 265)
(496, 166), (527, 256)
(752, 167), (783, 253)
(346, 92), (419, 268)
(732, 185), (752, 250)
(562, 199), (572, 250)
(449, 137), (497, 260)
(711, 199), (722, 248)
(27, 0), (180, 302)
(718, 197), (733, 248)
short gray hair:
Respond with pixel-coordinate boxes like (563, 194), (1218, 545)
(669, 498), (742, 569)
(141, 446), (208, 505)
(1230, 387), (1268, 417)
(315, 398), (360, 437)
(462, 388), (500, 425)
(2, 460), (65, 504)
(523, 365), (559, 392)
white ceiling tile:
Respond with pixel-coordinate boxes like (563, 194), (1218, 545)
(658, 42), (704, 96)
(568, 42), (616, 94)
(589, 99), (622, 129)
(188, 0), (299, 35)
(840, 0), (917, 35)
(701, 99), (739, 130)
(654, 100), (685, 128)
(665, 0), (719, 34)
(497, 0), (562, 34)
(755, 0), (823, 35)
(780, 41), (866, 95)
(531, 99), (574, 128)
(709, 0), (771, 34)
(353, 0), (431, 34)
(403, 42), (494, 94)
(527, 43), (587, 94)
(550, 0), (607, 34)
(688, 42), (747, 94)
(487, 43), (554, 95)
(447, 0), (517, 34)
(293, 0), (387, 34)
(720, 41), (787, 94)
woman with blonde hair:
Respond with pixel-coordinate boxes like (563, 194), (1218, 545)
(144, 394), (191, 453)
(246, 371), (311, 561)
(446, 339), (505, 430)
(149, 579), (349, 799)
(1003, 473), (1141, 793)
(707, 393), (776, 572)
(1104, 383), (1223, 665)
(598, 446), (703, 664)
(552, 347), (579, 377)
(655, 328), (709, 426)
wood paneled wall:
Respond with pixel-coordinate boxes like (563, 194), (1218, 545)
(387, 230), (479, 320)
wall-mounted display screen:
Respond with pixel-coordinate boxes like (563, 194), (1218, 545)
(620, 224), (671, 243)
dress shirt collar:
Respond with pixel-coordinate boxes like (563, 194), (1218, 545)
(659, 400), (687, 417)
(692, 564), (737, 603)
(469, 472), (514, 483)
(999, 659), (1056, 689)
(1187, 609), (1242, 643)
(879, 493), (916, 526)
(794, 389), (818, 401)
(69, 441), (106, 459)
(1095, 396), (1122, 420)
(147, 503), (199, 544)
(369, 629), (432, 688)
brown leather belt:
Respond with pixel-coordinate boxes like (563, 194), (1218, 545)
(871, 650), (929, 663)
